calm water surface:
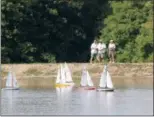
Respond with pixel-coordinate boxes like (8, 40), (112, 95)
(1, 87), (153, 115)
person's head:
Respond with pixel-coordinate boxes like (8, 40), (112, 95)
(110, 40), (114, 43)
(94, 40), (97, 44)
(101, 40), (104, 44)
(98, 40), (102, 43)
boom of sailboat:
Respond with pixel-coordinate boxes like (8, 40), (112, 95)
(3, 63), (114, 91)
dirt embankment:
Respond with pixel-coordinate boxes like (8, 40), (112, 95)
(1, 63), (153, 88)
(1, 63), (153, 78)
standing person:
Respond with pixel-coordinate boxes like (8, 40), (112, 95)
(97, 40), (106, 63)
(108, 40), (116, 63)
(90, 40), (98, 63)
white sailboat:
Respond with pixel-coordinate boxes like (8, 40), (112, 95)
(97, 65), (114, 91)
(4, 70), (19, 90)
(56, 66), (61, 84)
(80, 66), (95, 90)
(86, 71), (94, 87)
(60, 64), (66, 84)
(80, 66), (88, 86)
(64, 62), (74, 85)
(55, 64), (72, 87)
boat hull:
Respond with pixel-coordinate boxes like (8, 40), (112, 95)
(65, 82), (75, 86)
(84, 87), (96, 90)
(96, 87), (114, 91)
(2, 87), (20, 90)
(55, 83), (70, 87)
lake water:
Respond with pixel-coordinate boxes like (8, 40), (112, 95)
(1, 87), (153, 115)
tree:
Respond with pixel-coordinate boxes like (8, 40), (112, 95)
(99, 0), (153, 62)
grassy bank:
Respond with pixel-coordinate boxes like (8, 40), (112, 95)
(1, 63), (153, 78)
(1, 63), (153, 88)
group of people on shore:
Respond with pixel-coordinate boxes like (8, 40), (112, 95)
(90, 39), (116, 63)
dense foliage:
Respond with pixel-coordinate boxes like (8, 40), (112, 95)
(1, 0), (153, 63)
(99, 1), (153, 62)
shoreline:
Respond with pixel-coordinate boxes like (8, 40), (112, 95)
(1, 63), (153, 88)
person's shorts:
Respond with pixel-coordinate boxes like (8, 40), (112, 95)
(91, 52), (97, 58)
(97, 52), (104, 58)
(109, 50), (115, 58)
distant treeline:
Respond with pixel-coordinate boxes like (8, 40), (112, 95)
(1, 0), (153, 63)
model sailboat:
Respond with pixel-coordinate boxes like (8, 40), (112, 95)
(97, 65), (114, 91)
(64, 62), (74, 85)
(80, 66), (95, 90)
(55, 63), (74, 87)
(55, 64), (69, 87)
(4, 70), (19, 90)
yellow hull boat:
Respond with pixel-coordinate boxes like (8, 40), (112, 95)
(55, 83), (70, 87)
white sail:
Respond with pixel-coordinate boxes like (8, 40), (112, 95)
(6, 71), (13, 87)
(99, 65), (114, 88)
(64, 63), (73, 82)
(6, 71), (19, 88)
(87, 71), (94, 87)
(106, 71), (114, 88)
(60, 64), (66, 83)
(12, 72), (19, 88)
(56, 66), (61, 83)
(99, 65), (107, 88)
(99, 72), (107, 87)
(80, 67), (87, 86)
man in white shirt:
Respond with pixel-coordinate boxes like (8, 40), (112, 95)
(97, 40), (106, 63)
(90, 40), (98, 63)
(108, 40), (116, 63)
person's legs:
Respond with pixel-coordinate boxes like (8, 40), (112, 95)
(90, 53), (94, 63)
(111, 52), (113, 63)
(112, 51), (115, 63)
(99, 53), (102, 62)
(108, 51), (112, 63)
(100, 53), (104, 62)
(97, 53), (100, 63)
(93, 53), (97, 63)
(90, 53), (97, 63)
(110, 50), (115, 63)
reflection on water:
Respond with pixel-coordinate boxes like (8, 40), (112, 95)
(55, 86), (74, 114)
(97, 92), (114, 114)
(1, 87), (153, 115)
